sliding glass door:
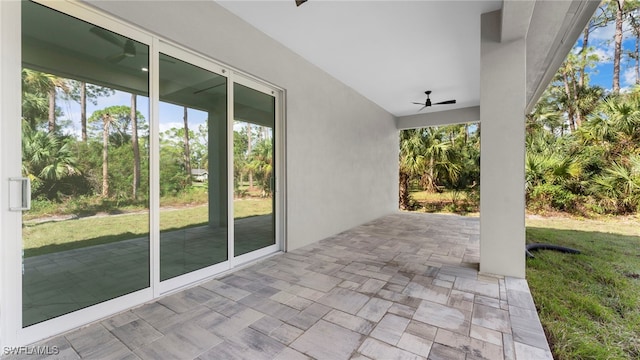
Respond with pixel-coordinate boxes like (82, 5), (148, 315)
(11, 0), (283, 346)
(158, 52), (228, 281)
(233, 83), (276, 257)
(21, 1), (150, 327)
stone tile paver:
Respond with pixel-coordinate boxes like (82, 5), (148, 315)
(8, 213), (551, 360)
(358, 337), (424, 360)
(413, 300), (471, 335)
(370, 313), (411, 345)
(290, 320), (363, 360)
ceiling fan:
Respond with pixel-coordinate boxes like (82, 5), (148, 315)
(412, 90), (456, 112)
(90, 26), (136, 63)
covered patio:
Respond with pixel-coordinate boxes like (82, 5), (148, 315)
(8, 213), (549, 360)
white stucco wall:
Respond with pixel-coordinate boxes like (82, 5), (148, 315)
(86, 0), (399, 251)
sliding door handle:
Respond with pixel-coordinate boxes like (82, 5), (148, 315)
(9, 177), (31, 211)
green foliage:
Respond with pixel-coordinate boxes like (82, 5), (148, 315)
(399, 124), (479, 212)
(530, 184), (578, 212)
(527, 84), (640, 215)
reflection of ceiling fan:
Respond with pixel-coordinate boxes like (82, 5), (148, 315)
(90, 27), (136, 63)
(412, 90), (456, 112)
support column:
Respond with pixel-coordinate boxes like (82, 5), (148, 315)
(480, 10), (526, 278)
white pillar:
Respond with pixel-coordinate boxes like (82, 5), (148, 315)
(480, 10), (526, 278)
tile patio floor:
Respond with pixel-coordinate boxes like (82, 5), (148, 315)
(8, 212), (552, 360)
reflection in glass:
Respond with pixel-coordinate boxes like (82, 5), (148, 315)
(234, 84), (276, 256)
(21, 1), (149, 326)
(159, 53), (228, 281)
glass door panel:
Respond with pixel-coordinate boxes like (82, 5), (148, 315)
(159, 53), (228, 281)
(233, 83), (276, 256)
(21, 1), (150, 327)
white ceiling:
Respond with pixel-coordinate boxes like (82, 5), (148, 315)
(217, 0), (502, 117)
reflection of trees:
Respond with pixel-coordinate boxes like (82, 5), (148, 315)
(22, 123), (80, 199)
(65, 80), (115, 142)
(248, 138), (273, 196)
(234, 123), (273, 197)
(89, 105), (146, 198)
(22, 69), (67, 132)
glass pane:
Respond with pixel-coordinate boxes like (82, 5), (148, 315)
(234, 83), (275, 256)
(159, 53), (228, 281)
(21, 1), (150, 327)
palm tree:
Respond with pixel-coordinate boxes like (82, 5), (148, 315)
(592, 157), (640, 213)
(89, 105), (144, 198)
(420, 127), (461, 193)
(66, 80), (115, 142)
(399, 129), (425, 209)
(21, 69), (69, 133)
(22, 123), (79, 198)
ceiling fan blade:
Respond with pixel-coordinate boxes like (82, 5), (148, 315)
(90, 26), (123, 48)
(107, 53), (126, 63)
(418, 105), (427, 112)
(434, 99), (456, 105)
(123, 40), (136, 57)
(296, 0), (308, 6)
(412, 102), (425, 105)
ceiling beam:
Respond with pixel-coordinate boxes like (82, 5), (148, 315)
(501, 0), (535, 43)
(395, 106), (480, 130)
(525, 0), (600, 112)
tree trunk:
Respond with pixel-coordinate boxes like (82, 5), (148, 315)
(81, 82), (87, 142)
(399, 171), (410, 210)
(562, 70), (577, 132)
(48, 87), (56, 133)
(102, 114), (110, 198)
(579, 27), (589, 88)
(427, 156), (436, 192)
(464, 123), (469, 145)
(131, 94), (140, 200)
(613, 0), (625, 94)
(636, 28), (640, 84)
(572, 76), (583, 129)
(183, 106), (192, 186)
(247, 123), (253, 190)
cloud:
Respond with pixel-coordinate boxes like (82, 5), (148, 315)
(593, 45), (614, 63)
(159, 121), (184, 134)
(590, 22), (615, 42)
(622, 66), (637, 87)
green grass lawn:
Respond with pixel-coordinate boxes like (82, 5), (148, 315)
(23, 198), (272, 257)
(525, 216), (640, 359)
